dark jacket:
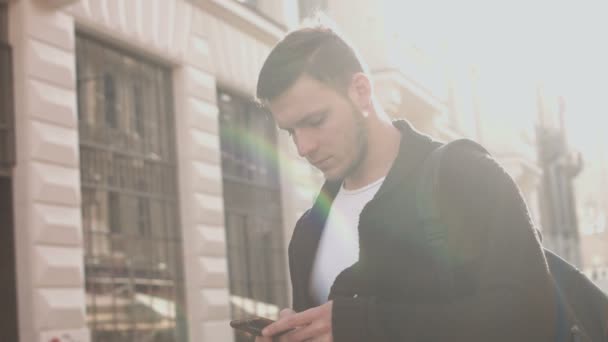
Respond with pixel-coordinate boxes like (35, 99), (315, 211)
(287, 120), (557, 341)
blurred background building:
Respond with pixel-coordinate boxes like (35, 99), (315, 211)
(536, 89), (583, 267)
(1, 0), (606, 341)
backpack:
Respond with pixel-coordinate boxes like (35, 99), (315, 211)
(416, 139), (608, 342)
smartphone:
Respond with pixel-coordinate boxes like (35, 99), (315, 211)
(230, 316), (275, 337)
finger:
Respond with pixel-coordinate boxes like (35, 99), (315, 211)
(285, 318), (330, 342)
(279, 308), (296, 318)
(263, 308), (319, 336)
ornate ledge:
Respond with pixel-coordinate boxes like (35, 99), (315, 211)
(35, 0), (79, 9)
(189, 0), (285, 45)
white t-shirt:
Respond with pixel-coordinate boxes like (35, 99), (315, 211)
(309, 177), (385, 305)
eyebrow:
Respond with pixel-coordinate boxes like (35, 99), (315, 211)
(279, 108), (328, 131)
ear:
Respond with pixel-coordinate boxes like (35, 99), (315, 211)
(347, 72), (373, 113)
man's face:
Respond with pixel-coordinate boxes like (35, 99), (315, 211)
(269, 75), (368, 181)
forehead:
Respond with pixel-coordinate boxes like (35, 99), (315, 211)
(268, 75), (340, 127)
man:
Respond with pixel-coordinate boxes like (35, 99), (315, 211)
(254, 23), (556, 342)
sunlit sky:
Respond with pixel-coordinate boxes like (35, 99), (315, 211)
(385, 0), (607, 158)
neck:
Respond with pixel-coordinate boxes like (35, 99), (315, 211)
(342, 110), (401, 190)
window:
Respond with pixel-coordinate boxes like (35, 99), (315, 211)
(0, 2), (14, 173)
(0, 177), (18, 342)
(299, 0), (328, 20)
(218, 90), (288, 342)
(76, 34), (187, 342)
(0, 4), (18, 340)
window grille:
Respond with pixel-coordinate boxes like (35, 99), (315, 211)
(77, 34), (187, 342)
(218, 90), (288, 342)
(0, 3), (14, 173)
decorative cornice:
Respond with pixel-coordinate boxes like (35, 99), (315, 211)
(189, 0), (285, 45)
(35, 0), (79, 9)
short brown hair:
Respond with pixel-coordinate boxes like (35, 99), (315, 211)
(256, 24), (368, 103)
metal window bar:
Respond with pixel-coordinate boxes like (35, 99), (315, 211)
(76, 34), (187, 342)
(0, 39), (15, 173)
(0, 2), (7, 42)
(217, 90), (288, 342)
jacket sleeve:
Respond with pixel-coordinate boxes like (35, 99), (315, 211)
(331, 147), (557, 342)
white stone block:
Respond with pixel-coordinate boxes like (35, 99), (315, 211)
(34, 246), (84, 287)
(191, 34), (210, 57)
(187, 34), (214, 72)
(191, 128), (220, 151)
(201, 289), (230, 320)
(188, 98), (219, 134)
(31, 162), (80, 206)
(30, 120), (79, 167)
(36, 288), (86, 330)
(27, 8), (75, 52)
(195, 193), (223, 212)
(199, 256), (228, 288)
(27, 40), (76, 90)
(202, 320), (234, 342)
(185, 66), (216, 101)
(190, 128), (221, 163)
(32, 203), (82, 246)
(197, 224), (226, 256)
(29, 79), (77, 128)
(192, 160), (222, 193)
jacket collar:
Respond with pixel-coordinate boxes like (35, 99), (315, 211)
(311, 120), (438, 213)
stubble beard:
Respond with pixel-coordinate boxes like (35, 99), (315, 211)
(342, 108), (368, 180)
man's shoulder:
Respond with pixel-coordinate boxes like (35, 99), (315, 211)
(435, 139), (518, 205)
(438, 139), (499, 176)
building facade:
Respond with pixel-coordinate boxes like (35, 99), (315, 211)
(4, 1), (578, 342)
(577, 149), (608, 293)
(6, 0), (317, 341)
(536, 88), (583, 267)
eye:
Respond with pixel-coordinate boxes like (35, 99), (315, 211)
(308, 113), (326, 127)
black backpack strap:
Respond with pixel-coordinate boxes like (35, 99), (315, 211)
(546, 249), (600, 342)
(416, 139), (489, 221)
(415, 139), (488, 298)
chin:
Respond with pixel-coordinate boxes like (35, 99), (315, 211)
(321, 168), (346, 181)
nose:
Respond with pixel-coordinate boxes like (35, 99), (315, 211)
(294, 129), (318, 158)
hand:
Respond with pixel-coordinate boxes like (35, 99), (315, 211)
(254, 308), (296, 342)
(261, 301), (333, 342)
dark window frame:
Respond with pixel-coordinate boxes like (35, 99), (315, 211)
(76, 33), (188, 342)
(217, 89), (289, 342)
(0, 4), (18, 342)
(0, 39), (15, 174)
